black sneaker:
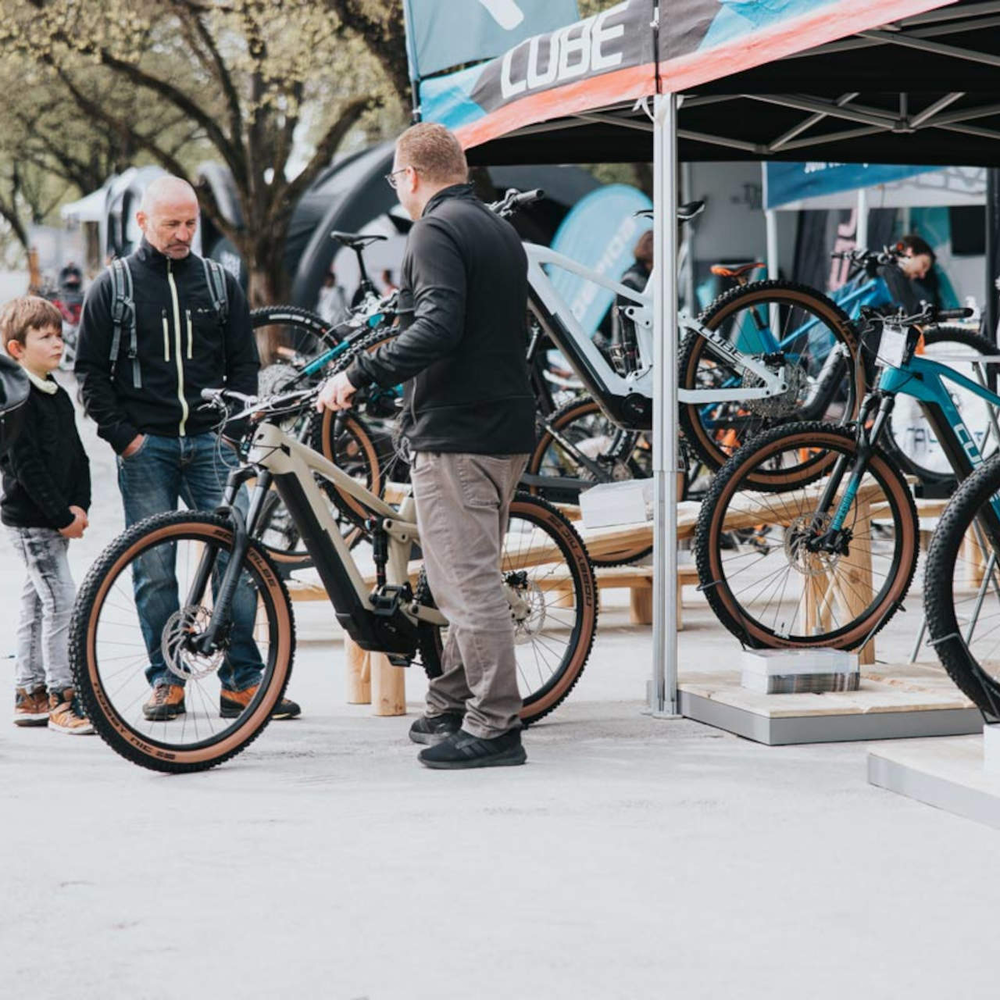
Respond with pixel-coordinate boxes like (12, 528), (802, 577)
(418, 727), (526, 769)
(408, 711), (464, 745)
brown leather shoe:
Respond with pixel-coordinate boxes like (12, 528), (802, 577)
(142, 684), (186, 721)
(48, 688), (95, 736)
(220, 685), (301, 720)
(14, 685), (49, 726)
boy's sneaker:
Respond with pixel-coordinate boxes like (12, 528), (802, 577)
(48, 688), (95, 736)
(418, 727), (526, 770)
(220, 685), (301, 720)
(14, 685), (49, 726)
(142, 684), (186, 721)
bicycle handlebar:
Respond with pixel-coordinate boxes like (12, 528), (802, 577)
(488, 188), (544, 219)
(936, 307), (975, 322)
(200, 385), (319, 425)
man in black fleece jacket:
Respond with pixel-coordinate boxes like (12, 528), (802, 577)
(317, 123), (535, 770)
(75, 175), (299, 723)
(1, 296), (93, 734)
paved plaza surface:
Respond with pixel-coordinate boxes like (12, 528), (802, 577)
(2, 380), (997, 999)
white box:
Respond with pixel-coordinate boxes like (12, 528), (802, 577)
(984, 723), (1000, 773)
(740, 647), (859, 695)
(578, 479), (652, 530)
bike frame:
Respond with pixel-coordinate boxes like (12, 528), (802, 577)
(524, 244), (789, 432)
(823, 351), (1000, 537)
(210, 420), (445, 660)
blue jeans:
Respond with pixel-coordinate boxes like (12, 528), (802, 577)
(117, 433), (263, 691)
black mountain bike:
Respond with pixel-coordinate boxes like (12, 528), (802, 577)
(70, 385), (598, 772)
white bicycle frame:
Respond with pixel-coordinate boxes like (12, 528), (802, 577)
(525, 243), (790, 405)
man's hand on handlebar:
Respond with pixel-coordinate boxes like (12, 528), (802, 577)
(316, 372), (357, 413)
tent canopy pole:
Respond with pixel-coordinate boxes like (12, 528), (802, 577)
(650, 91), (680, 716)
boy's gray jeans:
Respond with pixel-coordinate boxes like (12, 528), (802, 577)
(410, 451), (529, 739)
(7, 526), (75, 694)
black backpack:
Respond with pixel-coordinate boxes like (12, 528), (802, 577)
(109, 255), (229, 387)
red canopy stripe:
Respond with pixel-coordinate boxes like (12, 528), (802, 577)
(660, 0), (957, 92)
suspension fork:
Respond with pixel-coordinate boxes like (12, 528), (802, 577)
(819, 394), (895, 538)
(188, 465), (270, 654)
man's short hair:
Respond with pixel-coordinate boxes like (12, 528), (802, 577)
(396, 123), (468, 186)
(0, 295), (63, 354)
(900, 233), (936, 263)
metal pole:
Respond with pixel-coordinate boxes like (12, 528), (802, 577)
(987, 168), (999, 344)
(765, 209), (779, 280)
(649, 92), (680, 717)
(856, 187), (869, 251)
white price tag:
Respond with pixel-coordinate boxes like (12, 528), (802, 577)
(879, 325), (907, 368)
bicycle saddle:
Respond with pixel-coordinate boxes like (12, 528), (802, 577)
(633, 201), (705, 223)
(330, 231), (388, 250)
(710, 262), (765, 278)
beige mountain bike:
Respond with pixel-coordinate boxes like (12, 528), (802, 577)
(69, 386), (598, 773)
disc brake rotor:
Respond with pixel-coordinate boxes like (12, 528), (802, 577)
(161, 606), (224, 681)
(784, 513), (840, 577)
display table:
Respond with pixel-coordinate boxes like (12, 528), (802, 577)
(679, 662), (981, 745)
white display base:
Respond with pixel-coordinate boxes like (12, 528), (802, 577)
(679, 663), (982, 746)
(868, 733), (1000, 830)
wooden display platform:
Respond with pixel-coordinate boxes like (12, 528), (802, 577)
(679, 662), (982, 745)
(868, 734), (1000, 830)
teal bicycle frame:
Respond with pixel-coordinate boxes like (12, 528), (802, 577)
(826, 344), (1000, 536)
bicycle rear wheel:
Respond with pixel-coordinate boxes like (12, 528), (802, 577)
(925, 455), (1000, 716)
(417, 494), (598, 725)
(883, 326), (999, 488)
(526, 395), (655, 566)
(70, 511), (296, 773)
(251, 305), (341, 366)
(695, 422), (918, 649)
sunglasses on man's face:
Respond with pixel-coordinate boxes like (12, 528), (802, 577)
(385, 166), (416, 190)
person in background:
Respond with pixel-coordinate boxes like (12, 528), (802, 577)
(380, 269), (398, 294)
(1, 296), (93, 734)
(879, 233), (937, 313)
(317, 270), (349, 326)
(612, 229), (654, 347)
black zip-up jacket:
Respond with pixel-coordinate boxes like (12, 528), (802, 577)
(75, 239), (259, 454)
(1, 378), (91, 529)
(346, 184), (535, 455)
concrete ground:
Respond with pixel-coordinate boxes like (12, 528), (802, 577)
(2, 380), (997, 999)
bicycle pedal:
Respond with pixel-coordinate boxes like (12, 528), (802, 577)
(369, 583), (413, 617)
(386, 654), (411, 668)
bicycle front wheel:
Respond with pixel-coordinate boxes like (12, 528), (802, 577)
(70, 511), (296, 773)
(925, 455), (1000, 715)
(418, 494), (598, 725)
(695, 422), (918, 649)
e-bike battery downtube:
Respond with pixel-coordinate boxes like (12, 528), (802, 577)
(268, 469), (418, 655)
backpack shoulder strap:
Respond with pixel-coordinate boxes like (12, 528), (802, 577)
(202, 257), (229, 326)
(108, 258), (141, 389)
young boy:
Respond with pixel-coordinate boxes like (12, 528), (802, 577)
(1, 296), (93, 734)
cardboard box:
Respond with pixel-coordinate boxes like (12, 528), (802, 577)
(740, 647), (860, 694)
(579, 479), (652, 530)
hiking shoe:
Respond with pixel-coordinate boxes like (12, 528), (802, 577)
(48, 688), (95, 736)
(14, 685), (49, 726)
(418, 728), (526, 770)
(219, 685), (301, 720)
(142, 684), (186, 721)
(409, 711), (464, 745)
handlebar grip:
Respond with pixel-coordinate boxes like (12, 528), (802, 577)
(936, 308), (975, 321)
(511, 188), (544, 208)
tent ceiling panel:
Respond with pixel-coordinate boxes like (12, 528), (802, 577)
(456, 0), (1000, 168)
